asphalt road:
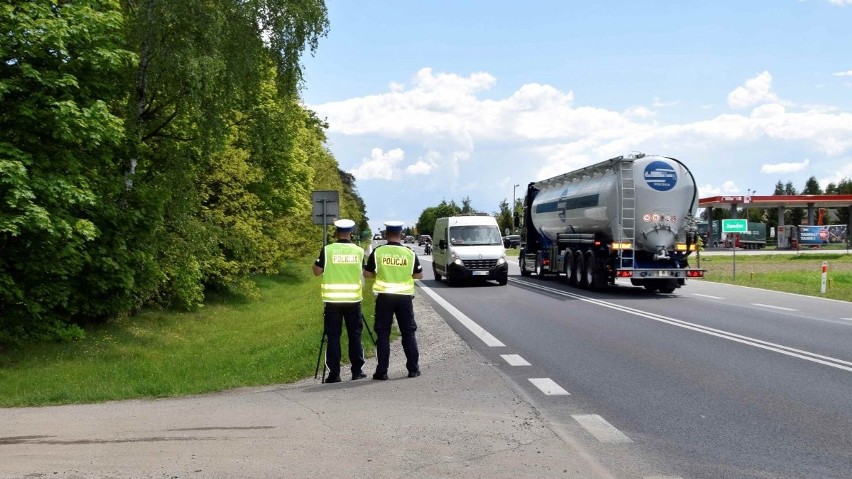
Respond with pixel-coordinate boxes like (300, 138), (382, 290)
(417, 246), (852, 479)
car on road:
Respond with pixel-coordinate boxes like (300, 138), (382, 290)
(502, 234), (521, 248)
(418, 235), (431, 246)
(404, 235), (415, 244)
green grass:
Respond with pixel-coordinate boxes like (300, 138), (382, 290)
(696, 253), (852, 302)
(0, 260), (377, 407)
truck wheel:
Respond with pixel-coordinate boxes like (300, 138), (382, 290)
(570, 251), (582, 287)
(585, 253), (605, 290)
(579, 252), (592, 289)
(519, 255), (531, 277)
(433, 265), (442, 282)
(659, 287), (676, 294)
(562, 250), (573, 285)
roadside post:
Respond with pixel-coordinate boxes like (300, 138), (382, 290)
(722, 219), (748, 280)
(820, 261), (828, 294)
(310, 190), (339, 384)
(312, 190), (340, 246)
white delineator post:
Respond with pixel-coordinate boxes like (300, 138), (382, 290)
(820, 261), (828, 294)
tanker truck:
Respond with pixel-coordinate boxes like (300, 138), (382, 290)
(517, 153), (704, 293)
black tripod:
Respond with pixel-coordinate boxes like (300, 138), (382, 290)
(314, 313), (377, 383)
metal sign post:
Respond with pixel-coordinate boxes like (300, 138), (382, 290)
(312, 190), (340, 246)
(722, 219), (747, 280)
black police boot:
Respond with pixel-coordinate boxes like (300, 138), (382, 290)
(372, 372), (388, 380)
(407, 370), (421, 378)
(325, 374), (341, 383)
(352, 371), (367, 380)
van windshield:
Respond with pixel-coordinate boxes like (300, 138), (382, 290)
(449, 225), (502, 246)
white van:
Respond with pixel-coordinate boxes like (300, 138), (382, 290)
(432, 215), (508, 286)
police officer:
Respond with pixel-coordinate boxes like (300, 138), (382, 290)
(363, 221), (424, 380)
(313, 219), (367, 383)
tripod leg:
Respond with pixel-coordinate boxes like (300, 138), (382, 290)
(361, 313), (377, 346)
(314, 332), (326, 381)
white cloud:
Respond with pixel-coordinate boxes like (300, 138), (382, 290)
(834, 70), (852, 77)
(727, 71), (780, 109)
(760, 158), (810, 174)
(349, 148), (405, 180)
(827, 0), (852, 5)
(405, 160), (434, 175)
(624, 105), (656, 119)
(318, 67), (852, 201)
(697, 181), (740, 198)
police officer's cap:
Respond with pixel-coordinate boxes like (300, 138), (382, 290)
(334, 219), (355, 232)
(383, 220), (404, 233)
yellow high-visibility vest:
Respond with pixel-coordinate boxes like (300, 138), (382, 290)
(373, 245), (415, 295)
(321, 242), (364, 302)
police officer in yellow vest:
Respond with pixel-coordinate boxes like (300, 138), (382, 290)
(363, 221), (424, 380)
(313, 219), (367, 383)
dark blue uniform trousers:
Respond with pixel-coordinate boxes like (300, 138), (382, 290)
(324, 302), (366, 378)
(374, 293), (419, 375)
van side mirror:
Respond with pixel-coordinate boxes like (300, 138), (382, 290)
(438, 239), (447, 250)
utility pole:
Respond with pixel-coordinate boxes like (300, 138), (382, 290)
(512, 184), (520, 234)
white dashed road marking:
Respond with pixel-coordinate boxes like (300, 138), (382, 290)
(528, 378), (570, 395)
(501, 354), (531, 366)
(572, 414), (633, 444)
(752, 303), (797, 311)
(693, 293), (723, 299)
(417, 282), (506, 347)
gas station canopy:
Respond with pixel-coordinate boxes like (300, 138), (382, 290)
(700, 194), (852, 209)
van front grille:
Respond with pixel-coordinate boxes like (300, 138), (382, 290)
(462, 259), (498, 270)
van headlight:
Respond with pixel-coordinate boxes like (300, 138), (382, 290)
(453, 258), (464, 266)
(497, 256), (506, 265)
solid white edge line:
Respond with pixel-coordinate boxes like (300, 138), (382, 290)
(752, 303), (797, 312)
(692, 293), (724, 300)
(417, 281), (505, 347)
(571, 414), (632, 444)
(528, 378), (570, 395)
(510, 278), (852, 372)
(501, 354), (531, 366)
(702, 279), (852, 304)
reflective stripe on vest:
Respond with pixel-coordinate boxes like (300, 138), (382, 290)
(372, 245), (415, 295)
(321, 242), (364, 302)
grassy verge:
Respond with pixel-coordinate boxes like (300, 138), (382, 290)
(0, 259), (377, 407)
(695, 252), (852, 301)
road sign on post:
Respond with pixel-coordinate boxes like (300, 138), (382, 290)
(312, 190), (340, 246)
(721, 219), (747, 279)
(721, 219), (748, 234)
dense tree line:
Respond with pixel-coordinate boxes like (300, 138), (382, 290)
(1, 0), (366, 342)
(415, 197), (476, 236)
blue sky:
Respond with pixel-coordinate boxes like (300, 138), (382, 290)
(302, 0), (852, 234)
